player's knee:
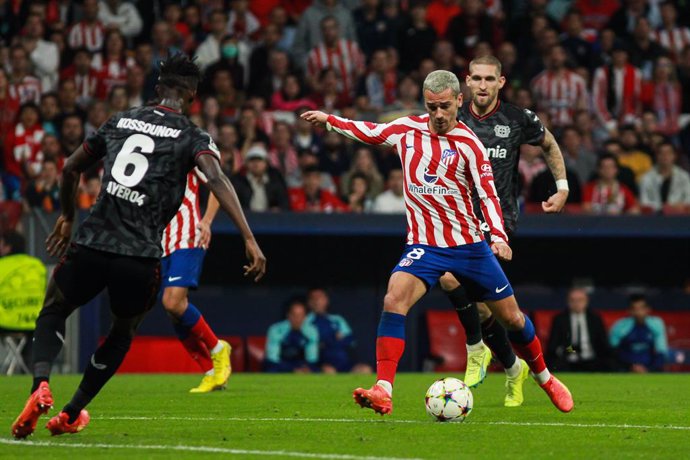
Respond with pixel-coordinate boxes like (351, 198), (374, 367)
(161, 290), (188, 315)
(498, 311), (525, 331)
(439, 273), (460, 292)
(383, 291), (409, 314)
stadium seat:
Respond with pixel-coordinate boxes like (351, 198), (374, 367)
(246, 336), (267, 372)
(425, 310), (467, 372)
(221, 335), (245, 373)
(531, 309), (560, 350)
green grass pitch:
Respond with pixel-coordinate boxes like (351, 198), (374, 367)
(1, 373), (689, 459)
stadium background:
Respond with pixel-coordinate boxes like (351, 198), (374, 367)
(1, 0), (689, 374)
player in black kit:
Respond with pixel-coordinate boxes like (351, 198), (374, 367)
(442, 56), (569, 406)
(12, 54), (266, 438)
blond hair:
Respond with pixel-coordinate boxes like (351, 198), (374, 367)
(422, 70), (460, 97)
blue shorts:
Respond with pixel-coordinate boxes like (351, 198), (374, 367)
(160, 248), (206, 289)
(391, 241), (513, 302)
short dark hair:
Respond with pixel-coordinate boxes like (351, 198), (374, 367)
(302, 165), (321, 175)
(597, 153), (618, 167)
(158, 53), (201, 93)
(629, 293), (648, 305)
(1, 230), (25, 254)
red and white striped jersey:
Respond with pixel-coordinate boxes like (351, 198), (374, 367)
(531, 70), (589, 127)
(161, 169), (204, 257)
(306, 39), (365, 99)
(68, 21), (105, 52)
(592, 64), (642, 126)
(327, 114), (508, 247)
(9, 76), (42, 105)
(653, 27), (690, 61)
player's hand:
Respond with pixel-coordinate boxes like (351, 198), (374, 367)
(46, 215), (73, 258)
(300, 110), (329, 126)
(243, 238), (266, 282)
(542, 189), (568, 213)
(196, 221), (212, 249)
(491, 241), (512, 261)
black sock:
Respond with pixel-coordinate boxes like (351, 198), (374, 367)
(31, 377), (49, 394)
(63, 389), (91, 423)
(481, 316), (517, 369)
(446, 286), (482, 345)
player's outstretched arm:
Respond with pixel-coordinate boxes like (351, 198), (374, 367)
(301, 110), (399, 146)
(540, 128), (569, 213)
(46, 145), (99, 257)
(196, 154), (266, 281)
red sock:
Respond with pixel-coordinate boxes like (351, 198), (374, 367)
(376, 337), (405, 384)
(510, 336), (547, 374)
(190, 315), (219, 351)
(181, 336), (213, 373)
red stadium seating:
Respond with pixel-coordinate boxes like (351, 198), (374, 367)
(246, 336), (267, 372)
(117, 335), (245, 373)
(426, 310), (467, 372)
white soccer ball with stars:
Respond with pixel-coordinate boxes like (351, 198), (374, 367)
(425, 377), (473, 422)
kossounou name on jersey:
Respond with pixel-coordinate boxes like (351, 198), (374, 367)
(458, 100), (545, 231)
(75, 105), (220, 258)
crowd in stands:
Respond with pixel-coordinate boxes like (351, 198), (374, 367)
(0, 0), (689, 219)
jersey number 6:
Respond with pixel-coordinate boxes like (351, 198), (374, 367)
(111, 133), (154, 187)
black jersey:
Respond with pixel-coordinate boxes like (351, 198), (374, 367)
(458, 100), (545, 231)
(74, 105), (220, 258)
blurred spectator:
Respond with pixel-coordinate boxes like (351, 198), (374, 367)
(97, 0), (143, 39)
(107, 85), (129, 115)
(291, 147), (337, 191)
(268, 121), (300, 184)
(60, 114), (85, 156)
(56, 79), (86, 133)
(227, 0), (261, 42)
(0, 66), (19, 149)
(592, 44), (642, 134)
(93, 29), (134, 100)
(294, 0), (357, 66)
(309, 67), (351, 112)
(601, 139), (640, 194)
(447, 0), (499, 60)
(194, 9), (229, 72)
(4, 103), (45, 196)
(560, 10), (595, 71)
(289, 165), (348, 212)
(582, 154), (640, 215)
(230, 144), (290, 212)
(84, 100), (108, 137)
(518, 145), (547, 198)
(269, 6), (297, 52)
(60, 48), (99, 108)
(208, 69), (241, 119)
(639, 142), (690, 212)
(610, 294), (668, 372)
(150, 21), (181, 69)
(678, 45), (690, 112)
(353, 0), (396, 59)
(397, 2), (437, 73)
(531, 45), (589, 128)
(426, 0), (461, 38)
(306, 16), (365, 105)
(77, 173), (101, 210)
(236, 105), (270, 155)
(24, 158), (60, 212)
(546, 287), (612, 372)
(629, 17), (667, 80)
(318, 130), (349, 182)
(134, 42), (157, 103)
(431, 40), (464, 75)
(343, 172), (372, 213)
(306, 287), (370, 373)
(264, 298), (320, 373)
(21, 14), (59, 92)
(607, 0), (654, 40)
(182, 4), (205, 52)
(67, 0), (103, 52)
(217, 123), (242, 176)
(40, 134), (65, 171)
(496, 41), (523, 89)
(271, 73), (317, 112)
(248, 25), (286, 100)
(523, 27), (560, 82)
(357, 49), (397, 113)
(293, 108), (322, 153)
(573, 109), (608, 152)
(8, 45), (41, 105)
(618, 124), (653, 181)
(528, 165), (582, 205)
(199, 96), (222, 140)
(340, 146), (385, 199)
(575, 0), (622, 32)
(380, 75), (424, 122)
(371, 167), (405, 214)
(641, 56), (682, 138)
(653, 1), (690, 62)
(163, 2), (191, 51)
(559, 126), (597, 186)
(201, 35), (245, 95)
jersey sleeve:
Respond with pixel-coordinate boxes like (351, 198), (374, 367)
(190, 128), (221, 164)
(520, 108), (546, 146)
(326, 114), (407, 147)
(82, 115), (115, 159)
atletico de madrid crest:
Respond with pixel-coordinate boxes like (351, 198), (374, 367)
(494, 125), (511, 138)
(441, 148), (458, 165)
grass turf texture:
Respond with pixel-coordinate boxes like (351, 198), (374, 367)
(1, 373), (689, 459)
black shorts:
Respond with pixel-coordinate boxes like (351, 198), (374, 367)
(54, 244), (161, 319)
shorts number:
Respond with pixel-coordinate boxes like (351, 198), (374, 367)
(111, 134), (154, 187)
(406, 248), (425, 260)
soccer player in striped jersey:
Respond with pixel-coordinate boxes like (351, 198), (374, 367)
(440, 55), (569, 408)
(302, 70), (574, 416)
(160, 171), (231, 393)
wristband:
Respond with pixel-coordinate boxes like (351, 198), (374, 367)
(556, 179), (569, 191)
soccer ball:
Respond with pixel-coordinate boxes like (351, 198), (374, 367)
(425, 377), (473, 422)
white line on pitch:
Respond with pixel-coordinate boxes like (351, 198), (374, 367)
(95, 415), (690, 431)
(0, 438), (423, 460)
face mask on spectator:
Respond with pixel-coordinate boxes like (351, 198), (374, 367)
(222, 44), (238, 59)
